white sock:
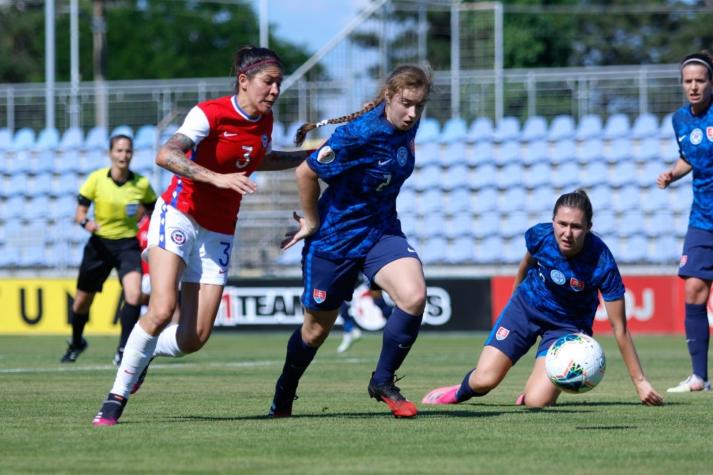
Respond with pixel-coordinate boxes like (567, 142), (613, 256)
(153, 324), (184, 357)
(110, 324), (158, 398)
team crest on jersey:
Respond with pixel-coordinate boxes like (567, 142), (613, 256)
(170, 229), (187, 245)
(550, 269), (566, 285)
(396, 146), (408, 166)
(690, 128), (703, 145)
(569, 277), (585, 291)
(313, 288), (327, 304)
(707, 127), (713, 142)
(317, 146), (335, 164)
(495, 326), (510, 341)
(680, 254), (688, 267)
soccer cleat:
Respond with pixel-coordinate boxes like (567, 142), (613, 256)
(368, 375), (418, 418)
(60, 338), (88, 363)
(337, 328), (362, 353)
(268, 377), (298, 418)
(130, 357), (154, 395)
(421, 384), (460, 405)
(92, 393), (127, 427)
(666, 374), (712, 393)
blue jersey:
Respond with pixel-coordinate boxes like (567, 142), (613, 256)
(672, 102), (713, 231)
(305, 103), (418, 259)
(516, 223), (625, 325)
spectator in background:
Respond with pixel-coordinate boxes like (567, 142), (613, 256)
(92, 45), (311, 426)
(269, 64), (432, 419)
(422, 190), (663, 408)
(657, 51), (713, 393)
(60, 134), (157, 365)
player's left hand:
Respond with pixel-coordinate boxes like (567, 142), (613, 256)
(635, 379), (664, 406)
(281, 211), (319, 250)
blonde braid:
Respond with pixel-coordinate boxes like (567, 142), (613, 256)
(294, 101), (380, 146)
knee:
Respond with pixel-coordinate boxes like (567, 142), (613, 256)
(177, 334), (207, 354)
(685, 279), (710, 304)
(123, 290), (141, 307)
(301, 324), (330, 347)
(145, 300), (176, 329)
(470, 370), (501, 394)
(397, 287), (427, 315)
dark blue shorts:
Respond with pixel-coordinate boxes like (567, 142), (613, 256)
(301, 234), (421, 311)
(679, 227), (713, 281)
(485, 292), (593, 364)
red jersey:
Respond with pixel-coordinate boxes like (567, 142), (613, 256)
(161, 95), (273, 234)
(136, 215), (150, 274)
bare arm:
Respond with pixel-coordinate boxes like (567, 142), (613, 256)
(257, 149), (312, 171)
(156, 133), (257, 195)
(74, 203), (98, 233)
(512, 251), (536, 292)
(604, 298), (663, 406)
(657, 158), (692, 189)
(281, 161), (322, 250)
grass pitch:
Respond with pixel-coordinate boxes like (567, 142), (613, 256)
(1, 332), (712, 474)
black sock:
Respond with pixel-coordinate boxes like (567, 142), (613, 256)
(118, 303), (141, 350)
(71, 312), (89, 347)
(279, 328), (318, 390)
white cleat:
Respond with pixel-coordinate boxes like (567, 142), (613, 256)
(337, 328), (362, 353)
(667, 374), (712, 393)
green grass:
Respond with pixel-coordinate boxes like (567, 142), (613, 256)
(1, 332), (712, 474)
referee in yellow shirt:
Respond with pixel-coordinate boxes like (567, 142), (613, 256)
(61, 134), (157, 364)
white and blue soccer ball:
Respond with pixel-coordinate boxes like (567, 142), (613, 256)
(545, 333), (606, 393)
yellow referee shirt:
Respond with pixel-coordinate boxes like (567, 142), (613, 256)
(79, 168), (157, 239)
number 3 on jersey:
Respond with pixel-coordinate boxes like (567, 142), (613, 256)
(376, 173), (392, 192)
(237, 145), (253, 169)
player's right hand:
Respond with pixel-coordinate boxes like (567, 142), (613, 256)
(635, 379), (664, 406)
(215, 172), (257, 195)
(656, 170), (673, 189)
(281, 211), (319, 250)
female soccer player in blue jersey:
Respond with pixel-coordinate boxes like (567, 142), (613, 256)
(657, 51), (713, 393)
(269, 64), (432, 418)
(422, 191), (663, 408)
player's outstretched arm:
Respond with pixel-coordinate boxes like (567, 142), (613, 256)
(656, 158), (692, 189)
(258, 149), (313, 171)
(281, 162), (321, 250)
(604, 299), (664, 406)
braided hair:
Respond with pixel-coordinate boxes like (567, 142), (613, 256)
(294, 64), (432, 146)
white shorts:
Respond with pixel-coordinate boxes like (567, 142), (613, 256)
(146, 198), (234, 285)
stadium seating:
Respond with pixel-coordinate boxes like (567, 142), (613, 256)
(492, 116), (520, 142)
(34, 128), (60, 152)
(440, 117), (468, 144)
(12, 128), (36, 152)
(603, 113), (631, 140)
(521, 116), (548, 142)
(548, 115), (576, 141)
(631, 113), (659, 139)
(575, 114), (603, 141)
(467, 117), (494, 143)
(84, 126), (109, 151)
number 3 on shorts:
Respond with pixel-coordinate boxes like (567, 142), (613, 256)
(218, 241), (231, 267)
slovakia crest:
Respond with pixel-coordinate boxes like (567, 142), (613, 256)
(691, 128), (703, 145)
(495, 326), (510, 341)
(396, 146), (408, 166)
(569, 277), (585, 292)
(313, 288), (327, 304)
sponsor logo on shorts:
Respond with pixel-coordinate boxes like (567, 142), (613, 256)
(170, 229), (187, 245)
(690, 128), (703, 145)
(550, 269), (566, 285)
(680, 254), (688, 267)
(396, 146), (408, 166)
(570, 277), (585, 291)
(495, 326), (510, 341)
(313, 288), (327, 304)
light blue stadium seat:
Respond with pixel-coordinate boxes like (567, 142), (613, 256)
(589, 184), (613, 210)
(445, 212), (474, 239)
(593, 210), (616, 237)
(442, 142), (467, 168)
(671, 185), (692, 213)
(134, 124), (158, 150)
(548, 115), (576, 142)
(415, 118), (440, 144)
(475, 236), (503, 264)
(79, 150), (105, 175)
(446, 188), (473, 214)
(495, 142), (520, 167)
(18, 244), (48, 268)
(419, 236), (448, 264)
(638, 162), (664, 188)
(58, 127), (84, 152)
(446, 236), (476, 264)
(649, 235), (681, 264)
(396, 188), (418, 215)
(5, 174), (30, 198)
(132, 149), (155, 175)
(158, 124), (179, 144)
(493, 116), (520, 143)
(500, 211), (529, 238)
(276, 241), (303, 266)
(474, 212), (499, 238)
(502, 236), (525, 263)
(28, 173), (53, 197)
(617, 210), (645, 238)
(472, 163), (497, 191)
(0, 128), (12, 152)
(399, 213), (418, 237)
(633, 137), (661, 163)
(525, 187), (554, 213)
(440, 117), (468, 144)
(52, 195), (77, 220)
(415, 142), (440, 167)
(644, 209), (674, 237)
(271, 121), (287, 147)
(661, 137), (679, 161)
(12, 128), (36, 152)
(613, 187), (641, 212)
(499, 187), (527, 213)
(5, 153), (32, 176)
(603, 113), (630, 140)
(522, 140), (548, 165)
(467, 117), (494, 143)
(521, 116), (548, 142)
(34, 127), (60, 152)
(496, 163), (523, 190)
(621, 235), (649, 264)
(442, 163), (471, 191)
(580, 161), (608, 188)
(523, 163), (551, 190)
(603, 138), (633, 164)
(631, 113), (659, 140)
(551, 140), (576, 165)
(111, 125), (134, 139)
(576, 139), (604, 164)
(419, 214), (447, 239)
(551, 162), (579, 189)
(25, 196), (51, 221)
(84, 126), (109, 151)
(575, 114), (603, 141)
(53, 153), (81, 176)
(412, 163), (441, 191)
(609, 161), (637, 188)
(417, 188), (444, 215)
(2, 196), (25, 219)
(469, 142), (495, 167)
(658, 112), (674, 139)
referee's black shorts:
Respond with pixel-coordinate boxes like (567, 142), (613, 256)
(77, 235), (142, 293)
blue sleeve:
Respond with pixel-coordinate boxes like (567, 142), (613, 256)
(598, 250), (625, 301)
(524, 223), (549, 256)
(306, 122), (369, 181)
(672, 111), (687, 162)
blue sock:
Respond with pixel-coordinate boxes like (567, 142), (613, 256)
(339, 302), (354, 333)
(371, 307), (422, 385)
(455, 368), (477, 402)
(685, 303), (710, 381)
(279, 327), (318, 389)
(373, 295), (393, 319)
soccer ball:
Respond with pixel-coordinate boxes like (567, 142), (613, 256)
(545, 333), (606, 393)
